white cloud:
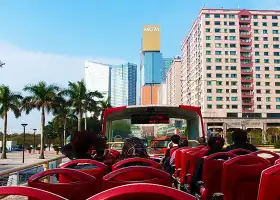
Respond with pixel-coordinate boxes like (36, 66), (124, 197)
(0, 42), (126, 133)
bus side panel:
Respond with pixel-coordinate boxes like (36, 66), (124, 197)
(187, 116), (201, 140)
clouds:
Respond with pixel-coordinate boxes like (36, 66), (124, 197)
(0, 42), (125, 132)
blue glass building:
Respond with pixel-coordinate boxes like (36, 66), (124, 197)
(143, 52), (163, 85)
(109, 63), (137, 107)
(162, 58), (173, 81)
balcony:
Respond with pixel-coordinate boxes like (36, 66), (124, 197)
(242, 108), (254, 113)
(240, 32), (251, 38)
(241, 62), (253, 67)
(242, 100), (254, 105)
(239, 17), (251, 23)
(240, 40), (252, 45)
(242, 92), (254, 97)
(240, 54), (252, 59)
(239, 25), (251, 31)
(241, 78), (253, 83)
(241, 84), (254, 90)
(241, 70), (253, 75)
(240, 47), (252, 52)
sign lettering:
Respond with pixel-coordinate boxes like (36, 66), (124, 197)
(144, 27), (160, 32)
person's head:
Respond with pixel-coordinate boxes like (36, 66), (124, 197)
(207, 134), (225, 153)
(168, 142), (174, 149)
(171, 134), (181, 145)
(71, 131), (95, 155)
(232, 129), (248, 144)
(198, 137), (206, 144)
(120, 137), (148, 159)
(178, 138), (188, 148)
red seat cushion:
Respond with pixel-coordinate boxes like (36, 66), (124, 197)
(221, 155), (271, 200)
(251, 150), (280, 165)
(112, 158), (161, 171)
(229, 148), (252, 155)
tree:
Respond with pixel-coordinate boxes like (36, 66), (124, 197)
(112, 120), (131, 139)
(266, 128), (280, 142)
(81, 116), (102, 133)
(0, 85), (22, 159)
(99, 97), (112, 124)
(62, 80), (103, 131)
(22, 81), (60, 159)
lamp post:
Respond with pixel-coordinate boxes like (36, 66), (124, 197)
(21, 123), (28, 163)
(33, 129), (37, 153)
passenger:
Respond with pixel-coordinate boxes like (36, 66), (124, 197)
(160, 142), (173, 167)
(190, 134), (225, 195)
(198, 137), (207, 146)
(59, 131), (77, 160)
(169, 137), (189, 166)
(167, 134), (181, 149)
(160, 134), (180, 167)
(226, 129), (258, 152)
(119, 137), (149, 160)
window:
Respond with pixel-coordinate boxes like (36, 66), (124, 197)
(215, 43), (222, 48)
(207, 66), (211, 70)
(216, 66), (222, 70)
(229, 14), (235, 18)
(224, 14), (227, 18)
(215, 51), (222, 55)
(254, 37), (259, 41)
(215, 36), (221, 40)
(276, 90), (280, 94)
(216, 97), (223, 101)
(264, 59), (269, 63)
(231, 66), (237, 70)
(216, 58), (222, 62)
(214, 14), (220, 18)
(207, 73), (212, 77)
(256, 66), (260, 71)
(255, 44), (260, 48)
(264, 52), (269, 56)
(231, 81), (237, 86)
(216, 105), (223, 109)
(263, 30), (268, 34)
(276, 97), (280, 102)
(207, 89), (212, 93)
(265, 67), (269, 71)
(231, 74), (237, 78)
(277, 105), (280, 109)
(273, 30), (279, 34)
(229, 29), (235, 33)
(264, 37), (268, 41)
(207, 96), (212, 101)
(253, 15), (258, 19)
(230, 59), (237, 63)
(255, 52), (260, 56)
(265, 82), (270, 86)
(256, 82), (261, 86)
(264, 44), (269, 48)
(216, 74), (223, 78)
(266, 97), (271, 102)
(254, 29), (259, 34)
(216, 81), (222, 85)
(257, 97), (261, 101)
(274, 37), (279, 41)
(274, 45), (279, 49)
(254, 22), (258, 26)
(205, 14), (210, 18)
(224, 36), (228, 40)
(274, 52), (280, 56)
(275, 60), (280, 64)
(229, 22), (235, 26)
(257, 89), (261, 94)
(206, 28), (210, 32)
(231, 97), (238, 101)
(262, 16), (267, 19)
(214, 21), (220, 25)
(256, 74), (261, 78)
(205, 21), (210, 25)
(266, 89), (271, 94)
(206, 36), (211, 40)
(266, 105), (271, 109)
(257, 105), (262, 109)
(255, 59), (260, 63)
(207, 104), (212, 109)
(230, 36), (236, 40)
(276, 82), (280, 86)
(263, 22), (268, 26)
(215, 28), (221, 33)
(206, 43), (211, 47)
(273, 22), (279, 27)
(230, 44), (236, 48)
(216, 89), (223, 93)
(275, 74), (280, 79)
(224, 22), (227, 26)
(272, 16), (278, 19)
(265, 74), (270, 78)
(206, 58), (212, 63)
(230, 51), (236, 55)
(206, 50), (211, 55)
(231, 89), (238, 93)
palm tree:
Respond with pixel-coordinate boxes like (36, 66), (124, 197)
(0, 85), (23, 159)
(53, 95), (77, 145)
(62, 80), (103, 131)
(99, 97), (112, 124)
(22, 81), (60, 159)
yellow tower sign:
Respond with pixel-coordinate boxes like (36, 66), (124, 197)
(142, 25), (160, 52)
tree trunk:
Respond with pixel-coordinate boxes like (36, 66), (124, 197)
(48, 137), (51, 151)
(39, 107), (45, 159)
(63, 117), (67, 145)
(77, 106), (82, 131)
(1, 112), (8, 159)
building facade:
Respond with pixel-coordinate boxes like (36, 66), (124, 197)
(143, 52), (163, 85)
(166, 58), (182, 105)
(162, 58), (173, 80)
(84, 61), (110, 100)
(158, 82), (167, 105)
(141, 85), (160, 105)
(110, 63), (137, 107)
(181, 9), (280, 133)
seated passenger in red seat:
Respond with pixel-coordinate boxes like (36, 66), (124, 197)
(118, 137), (149, 166)
(169, 137), (189, 166)
(160, 134), (180, 168)
(190, 134), (225, 195)
(226, 129), (258, 152)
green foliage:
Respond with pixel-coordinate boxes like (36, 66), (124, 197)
(81, 116), (102, 133)
(274, 140), (280, 149)
(112, 120), (131, 139)
(248, 129), (263, 145)
(226, 131), (233, 144)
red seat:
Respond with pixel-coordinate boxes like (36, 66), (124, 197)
(200, 152), (236, 200)
(275, 159), (280, 165)
(28, 168), (97, 200)
(170, 147), (179, 156)
(250, 150), (280, 165)
(110, 149), (121, 158)
(112, 158), (161, 171)
(60, 159), (108, 190)
(228, 148), (252, 155)
(173, 147), (191, 180)
(0, 186), (67, 200)
(221, 155), (271, 200)
(89, 183), (196, 200)
(258, 164), (280, 200)
(102, 166), (172, 190)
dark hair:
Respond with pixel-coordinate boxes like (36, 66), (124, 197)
(232, 129), (247, 144)
(93, 135), (107, 156)
(71, 131), (95, 156)
(207, 134), (225, 153)
(179, 138), (188, 147)
(171, 135), (180, 144)
(198, 137), (206, 144)
(120, 137), (148, 160)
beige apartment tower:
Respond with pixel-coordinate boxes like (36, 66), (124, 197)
(181, 9), (280, 134)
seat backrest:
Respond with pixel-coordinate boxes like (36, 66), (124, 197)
(229, 148), (252, 155)
(28, 168), (97, 200)
(89, 183), (196, 200)
(110, 149), (121, 158)
(250, 150), (280, 165)
(60, 159), (108, 192)
(275, 159), (280, 165)
(221, 155), (271, 200)
(102, 166), (172, 190)
(0, 186), (67, 200)
(170, 147), (179, 156)
(112, 158), (161, 171)
(202, 152), (236, 200)
(258, 164), (280, 200)
(174, 147), (191, 171)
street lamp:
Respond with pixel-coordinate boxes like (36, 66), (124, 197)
(21, 123), (28, 163)
(33, 129), (37, 153)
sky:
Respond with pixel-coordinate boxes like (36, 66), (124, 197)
(0, 0), (279, 132)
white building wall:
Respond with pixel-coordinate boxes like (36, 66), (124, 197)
(158, 82), (167, 104)
(110, 67), (128, 107)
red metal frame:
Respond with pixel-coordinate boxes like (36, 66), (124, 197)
(112, 158), (161, 171)
(0, 186), (67, 200)
(228, 148), (252, 155)
(250, 150), (280, 165)
(89, 183), (196, 200)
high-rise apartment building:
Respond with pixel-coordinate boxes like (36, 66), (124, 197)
(162, 58), (173, 80)
(109, 63), (137, 107)
(166, 58), (182, 105)
(181, 9), (280, 133)
(85, 61), (110, 100)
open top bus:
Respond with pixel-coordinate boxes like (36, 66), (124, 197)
(102, 105), (205, 155)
